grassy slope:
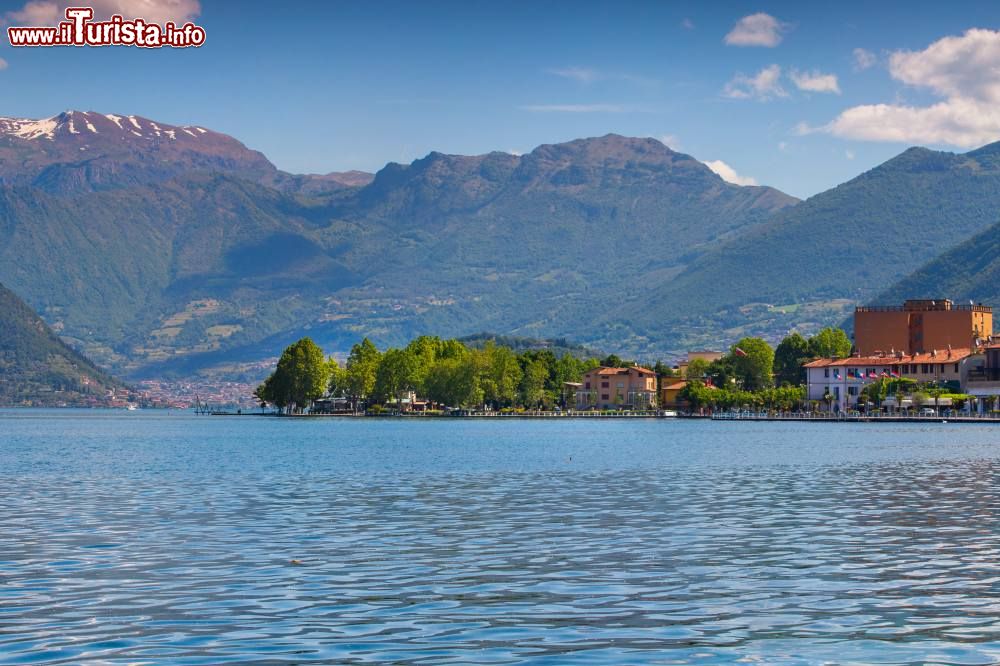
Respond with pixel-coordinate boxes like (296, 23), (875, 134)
(0, 282), (121, 404)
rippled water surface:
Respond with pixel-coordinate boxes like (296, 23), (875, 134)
(4, 412), (1000, 664)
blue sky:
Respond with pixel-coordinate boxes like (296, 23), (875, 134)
(2, 0), (999, 198)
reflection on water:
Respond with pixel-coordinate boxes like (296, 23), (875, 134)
(2, 412), (1000, 664)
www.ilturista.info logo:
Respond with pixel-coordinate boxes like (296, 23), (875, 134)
(7, 7), (206, 48)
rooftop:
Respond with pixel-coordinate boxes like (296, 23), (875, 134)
(804, 347), (978, 368)
(856, 299), (992, 314)
(589, 365), (656, 376)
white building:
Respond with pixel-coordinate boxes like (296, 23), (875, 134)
(803, 347), (982, 412)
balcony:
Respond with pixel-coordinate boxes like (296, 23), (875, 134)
(968, 368), (1000, 382)
(966, 368), (1000, 395)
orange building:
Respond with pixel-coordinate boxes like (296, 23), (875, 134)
(576, 365), (657, 409)
(854, 299), (992, 356)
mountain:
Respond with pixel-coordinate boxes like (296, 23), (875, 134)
(0, 282), (121, 405)
(875, 216), (1000, 310)
(0, 117), (800, 376)
(0, 111), (277, 194)
(458, 333), (604, 359)
(0, 111), (370, 199)
(302, 135), (798, 355)
(606, 142), (1000, 352)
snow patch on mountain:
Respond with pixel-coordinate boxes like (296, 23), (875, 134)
(0, 111), (212, 142)
(0, 116), (59, 140)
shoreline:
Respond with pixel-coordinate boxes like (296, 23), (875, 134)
(206, 411), (1000, 423)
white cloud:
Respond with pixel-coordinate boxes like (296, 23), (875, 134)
(853, 48), (877, 71)
(778, 141), (788, 152)
(681, 18), (695, 30)
(6, 0), (200, 25)
(723, 64), (787, 101)
(818, 29), (1000, 147)
(545, 67), (658, 88)
(845, 149), (855, 160)
(519, 104), (638, 113)
(5, 0), (57, 23)
(789, 69), (841, 94)
(546, 67), (600, 84)
(724, 13), (788, 48)
(793, 121), (815, 136)
(704, 159), (758, 186)
(657, 134), (681, 149)
(0, 58), (7, 71)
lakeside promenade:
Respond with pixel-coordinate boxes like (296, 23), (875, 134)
(212, 409), (1000, 423)
(710, 411), (1000, 423)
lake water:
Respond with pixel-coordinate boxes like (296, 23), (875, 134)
(3, 411), (1000, 664)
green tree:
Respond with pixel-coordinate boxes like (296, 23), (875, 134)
(600, 354), (625, 368)
(686, 357), (711, 379)
(808, 327), (853, 359)
(480, 342), (522, 408)
(405, 335), (442, 394)
(327, 357), (348, 397)
(861, 377), (889, 411)
(346, 338), (381, 408)
(520, 358), (549, 408)
(730, 337), (774, 391)
(261, 337), (330, 413)
(706, 356), (738, 388)
(425, 353), (482, 408)
(373, 348), (418, 405)
(678, 380), (712, 411)
(774, 332), (811, 386)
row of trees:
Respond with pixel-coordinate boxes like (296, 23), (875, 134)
(256, 336), (611, 413)
(684, 328), (853, 392)
(857, 377), (971, 411)
(254, 327), (856, 413)
(679, 383), (806, 411)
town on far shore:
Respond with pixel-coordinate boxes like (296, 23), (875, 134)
(251, 297), (1000, 419)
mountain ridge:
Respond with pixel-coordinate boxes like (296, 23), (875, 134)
(8, 109), (1000, 377)
(0, 118), (801, 375)
(0, 281), (122, 405)
(603, 139), (1000, 352)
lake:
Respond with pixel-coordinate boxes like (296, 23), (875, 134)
(2, 410), (1000, 664)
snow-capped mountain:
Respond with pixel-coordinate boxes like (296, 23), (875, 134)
(0, 110), (278, 194)
(0, 110), (213, 141)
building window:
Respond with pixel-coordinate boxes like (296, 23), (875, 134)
(585, 382), (590, 389)
(824, 369), (829, 378)
(601, 393), (609, 401)
(954, 363), (959, 372)
(601, 381), (609, 388)
(848, 386), (858, 396)
(617, 382), (624, 389)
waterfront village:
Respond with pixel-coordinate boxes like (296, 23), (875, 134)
(246, 298), (1000, 419)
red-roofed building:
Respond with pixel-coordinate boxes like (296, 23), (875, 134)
(576, 365), (657, 409)
(804, 347), (982, 411)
